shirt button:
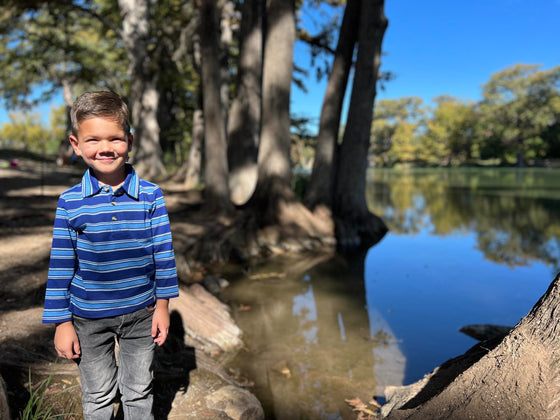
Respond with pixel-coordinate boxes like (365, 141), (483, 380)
(111, 201), (117, 206)
(112, 216), (118, 221)
(104, 186), (110, 192)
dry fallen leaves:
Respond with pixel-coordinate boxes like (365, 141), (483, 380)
(345, 396), (381, 419)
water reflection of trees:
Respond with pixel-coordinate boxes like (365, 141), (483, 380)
(223, 251), (403, 419)
(368, 169), (560, 270)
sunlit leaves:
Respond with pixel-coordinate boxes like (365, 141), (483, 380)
(421, 97), (476, 166)
(370, 97), (425, 167)
(0, 112), (61, 153)
(370, 64), (560, 167)
(477, 64), (560, 165)
(0, 1), (126, 110)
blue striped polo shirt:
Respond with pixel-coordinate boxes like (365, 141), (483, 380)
(42, 165), (179, 323)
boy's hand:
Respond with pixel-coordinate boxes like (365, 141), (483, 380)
(152, 299), (170, 347)
(54, 321), (81, 359)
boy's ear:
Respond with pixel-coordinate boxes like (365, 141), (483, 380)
(69, 136), (82, 156)
(127, 133), (133, 151)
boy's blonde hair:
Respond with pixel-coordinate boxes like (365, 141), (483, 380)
(70, 91), (130, 136)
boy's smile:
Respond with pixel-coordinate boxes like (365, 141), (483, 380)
(70, 117), (133, 187)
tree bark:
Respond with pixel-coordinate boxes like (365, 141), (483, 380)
(57, 79), (75, 165)
(180, 34), (204, 190)
(304, 0), (360, 211)
(383, 272), (560, 419)
(184, 108), (204, 190)
(219, 1), (234, 117)
(252, 0), (296, 226)
(227, 0), (263, 206)
(118, 0), (165, 180)
(333, 0), (388, 249)
(200, 0), (233, 215)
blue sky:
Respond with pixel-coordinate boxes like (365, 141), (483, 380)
(291, 0), (560, 133)
(2, 0), (560, 132)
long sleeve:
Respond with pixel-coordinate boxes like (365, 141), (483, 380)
(43, 197), (77, 323)
(150, 189), (179, 300)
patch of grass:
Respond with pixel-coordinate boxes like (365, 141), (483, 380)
(18, 371), (79, 420)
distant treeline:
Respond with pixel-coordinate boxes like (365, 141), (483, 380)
(367, 64), (560, 168)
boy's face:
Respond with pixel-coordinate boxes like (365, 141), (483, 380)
(69, 117), (133, 186)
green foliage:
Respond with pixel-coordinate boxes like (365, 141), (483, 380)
(18, 370), (80, 420)
(420, 97), (476, 166)
(475, 64), (560, 166)
(150, 0), (198, 155)
(370, 97), (425, 166)
(0, 102), (65, 154)
(0, 0), (197, 160)
(0, 113), (57, 154)
(0, 1), (126, 110)
(19, 371), (54, 420)
(49, 105), (68, 140)
(371, 64), (560, 168)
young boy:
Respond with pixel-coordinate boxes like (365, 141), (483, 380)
(43, 91), (179, 419)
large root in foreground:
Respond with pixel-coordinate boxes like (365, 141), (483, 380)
(382, 272), (560, 420)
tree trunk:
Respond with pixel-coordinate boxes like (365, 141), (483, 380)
(304, 0), (360, 211)
(219, 1), (234, 117)
(57, 79), (74, 166)
(61, 79), (74, 129)
(383, 272), (560, 419)
(333, 0), (388, 249)
(118, 0), (165, 180)
(252, 0), (296, 226)
(227, 0), (263, 206)
(180, 34), (204, 189)
(184, 108), (204, 190)
(200, 0), (233, 215)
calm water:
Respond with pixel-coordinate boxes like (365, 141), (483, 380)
(221, 168), (560, 420)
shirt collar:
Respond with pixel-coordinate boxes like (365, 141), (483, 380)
(80, 164), (139, 199)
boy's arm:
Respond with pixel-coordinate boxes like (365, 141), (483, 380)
(150, 190), (179, 347)
(152, 299), (170, 346)
(151, 190), (179, 300)
(43, 198), (77, 324)
(54, 321), (81, 359)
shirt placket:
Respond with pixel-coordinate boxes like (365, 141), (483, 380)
(102, 185), (119, 221)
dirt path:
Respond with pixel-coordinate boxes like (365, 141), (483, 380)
(0, 161), (80, 325)
(0, 160), (81, 415)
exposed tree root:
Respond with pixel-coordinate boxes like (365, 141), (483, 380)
(335, 210), (388, 251)
(382, 272), (560, 419)
(179, 199), (336, 267)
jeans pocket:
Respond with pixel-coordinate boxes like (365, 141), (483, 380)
(136, 304), (155, 324)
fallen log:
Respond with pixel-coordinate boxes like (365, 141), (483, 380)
(171, 284), (244, 354)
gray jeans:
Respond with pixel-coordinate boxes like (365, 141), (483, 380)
(73, 306), (156, 420)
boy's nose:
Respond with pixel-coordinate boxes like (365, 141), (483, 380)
(99, 140), (112, 152)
